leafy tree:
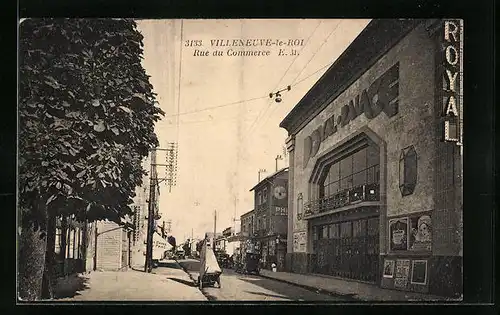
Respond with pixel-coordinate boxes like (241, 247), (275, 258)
(18, 18), (164, 300)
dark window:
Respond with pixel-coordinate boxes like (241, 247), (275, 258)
(329, 224), (339, 239)
(322, 225), (329, 239)
(399, 146), (418, 196)
(353, 219), (367, 237)
(340, 222), (352, 238)
(352, 148), (367, 187)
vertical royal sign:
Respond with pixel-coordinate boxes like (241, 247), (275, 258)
(442, 20), (463, 142)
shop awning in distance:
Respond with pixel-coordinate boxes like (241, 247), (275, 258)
(227, 234), (251, 242)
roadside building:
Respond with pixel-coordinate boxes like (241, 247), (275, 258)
(238, 209), (257, 258)
(85, 218), (134, 271)
(279, 19), (463, 297)
(250, 168), (289, 270)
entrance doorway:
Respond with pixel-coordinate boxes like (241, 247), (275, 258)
(312, 216), (379, 282)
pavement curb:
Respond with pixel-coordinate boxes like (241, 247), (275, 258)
(175, 259), (217, 302)
(258, 273), (460, 302)
(257, 273), (360, 301)
(175, 259), (210, 301)
(174, 259), (197, 283)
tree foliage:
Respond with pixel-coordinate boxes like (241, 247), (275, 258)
(19, 18), (164, 227)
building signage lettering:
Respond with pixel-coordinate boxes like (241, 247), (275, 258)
(304, 62), (400, 166)
(442, 20), (462, 142)
(275, 206), (287, 216)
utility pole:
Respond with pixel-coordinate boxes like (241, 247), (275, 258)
(144, 145), (176, 273)
(93, 224), (98, 271)
(145, 149), (157, 273)
(213, 210), (217, 248)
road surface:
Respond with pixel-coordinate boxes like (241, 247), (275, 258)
(175, 258), (344, 301)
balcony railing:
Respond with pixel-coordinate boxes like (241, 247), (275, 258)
(303, 183), (380, 218)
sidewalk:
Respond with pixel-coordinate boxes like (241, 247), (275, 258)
(259, 270), (459, 302)
(53, 260), (207, 301)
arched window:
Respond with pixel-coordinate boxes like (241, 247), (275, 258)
(319, 144), (380, 199)
(399, 145), (417, 196)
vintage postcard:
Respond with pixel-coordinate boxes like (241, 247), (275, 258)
(17, 18), (464, 302)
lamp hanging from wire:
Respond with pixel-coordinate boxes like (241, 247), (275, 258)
(269, 85), (291, 103)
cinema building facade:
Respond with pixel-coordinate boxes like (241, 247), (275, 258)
(280, 19), (463, 298)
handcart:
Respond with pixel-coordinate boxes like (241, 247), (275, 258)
(197, 238), (222, 289)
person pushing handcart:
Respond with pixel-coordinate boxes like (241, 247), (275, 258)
(197, 237), (222, 289)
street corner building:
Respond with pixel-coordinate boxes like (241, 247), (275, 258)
(249, 168), (289, 270)
(279, 19), (463, 298)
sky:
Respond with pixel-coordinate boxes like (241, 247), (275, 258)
(136, 19), (370, 242)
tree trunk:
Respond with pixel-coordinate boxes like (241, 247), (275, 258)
(18, 198), (48, 301)
(60, 215), (68, 261)
(82, 220), (88, 272)
(41, 213), (56, 299)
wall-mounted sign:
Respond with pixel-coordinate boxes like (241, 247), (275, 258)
(293, 231), (307, 252)
(442, 20), (463, 142)
(389, 217), (408, 251)
(383, 259), (395, 278)
(304, 62), (400, 166)
(275, 206), (287, 216)
(411, 260), (428, 285)
(409, 214), (432, 251)
(394, 259), (410, 289)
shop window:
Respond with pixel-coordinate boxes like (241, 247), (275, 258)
(399, 145), (417, 196)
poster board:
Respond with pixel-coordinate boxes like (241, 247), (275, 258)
(394, 259), (411, 289)
(383, 259), (395, 278)
(293, 231), (307, 252)
(411, 260), (428, 285)
(389, 217), (409, 251)
(409, 214), (432, 251)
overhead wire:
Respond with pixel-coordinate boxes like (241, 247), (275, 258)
(160, 58), (338, 124)
(260, 20), (343, 129)
(160, 21), (344, 126)
(175, 20), (184, 143)
(164, 95), (267, 118)
(241, 20), (323, 141)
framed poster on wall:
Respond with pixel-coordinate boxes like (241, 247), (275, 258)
(383, 259), (395, 278)
(411, 260), (428, 285)
(394, 259), (410, 289)
(293, 231), (307, 252)
(389, 217), (409, 251)
(409, 214), (432, 251)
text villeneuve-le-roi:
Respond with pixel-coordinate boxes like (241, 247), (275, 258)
(184, 39), (305, 57)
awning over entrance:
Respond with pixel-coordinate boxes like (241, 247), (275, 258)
(227, 234), (252, 242)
